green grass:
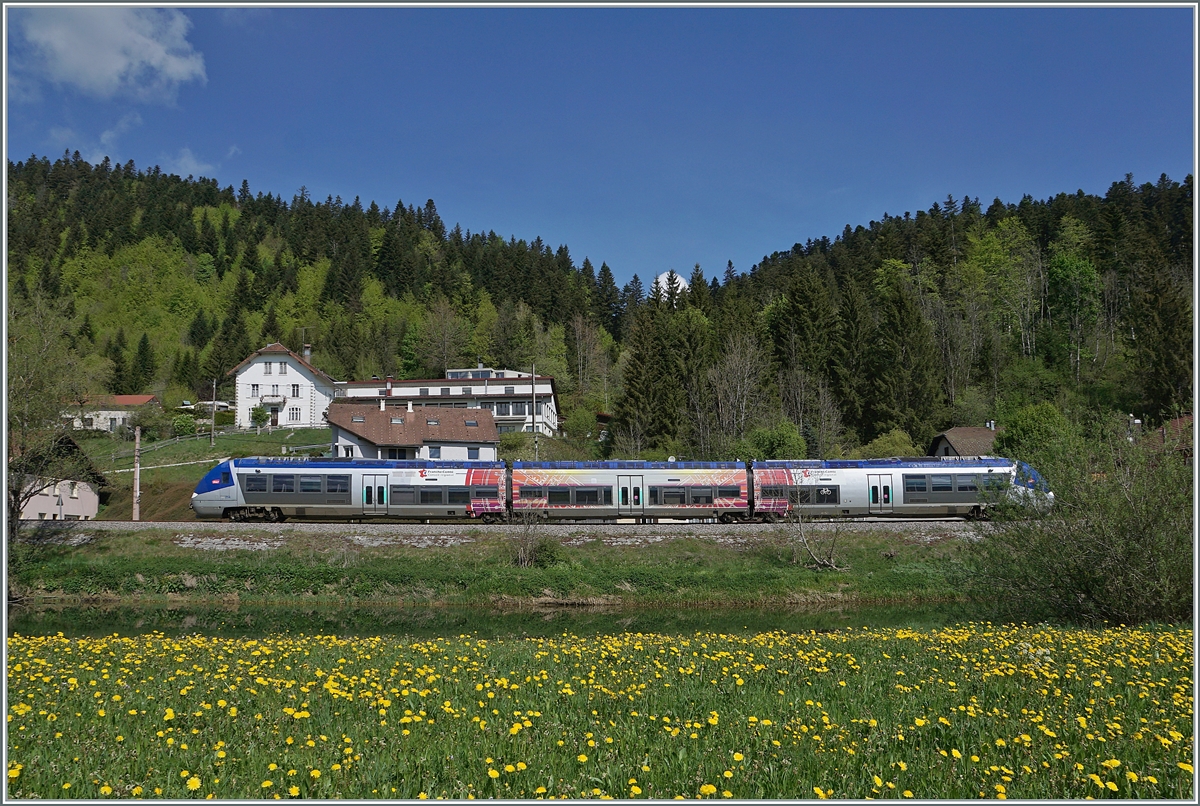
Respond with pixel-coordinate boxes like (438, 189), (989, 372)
(5, 625), (1192, 799)
(10, 528), (962, 608)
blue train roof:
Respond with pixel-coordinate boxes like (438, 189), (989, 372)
(228, 457), (503, 470)
(753, 457), (1014, 470)
(513, 461), (742, 470)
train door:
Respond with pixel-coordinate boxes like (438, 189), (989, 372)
(867, 474), (892, 514)
(617, 475), (643, 518)
(363, 474), (388, 515)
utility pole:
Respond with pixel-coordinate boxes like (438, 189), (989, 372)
(133, 426), (141, 521)
(210, 378), (217, 447)
(532, 362), (538, 461)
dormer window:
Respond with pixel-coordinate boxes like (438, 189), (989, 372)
(465, 420), (478, 427)
(351, 415), (365, 423)
(390, 417), (404, 424)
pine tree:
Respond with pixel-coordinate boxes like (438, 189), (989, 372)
(260, 305), (280, 345)
(594, 262), (621, 336)
(131, 332), (157, 393)
(686, 263), (710, 311)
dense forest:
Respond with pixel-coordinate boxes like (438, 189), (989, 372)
(7, 150), (1193, 460)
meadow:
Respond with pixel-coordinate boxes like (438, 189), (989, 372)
(6, 623), (1193, 799)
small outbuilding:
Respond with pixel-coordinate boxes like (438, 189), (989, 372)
(927, 425), (1002, 457)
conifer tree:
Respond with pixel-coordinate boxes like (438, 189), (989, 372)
(594, 262), (621, 336)
(131, 333), (157, 393)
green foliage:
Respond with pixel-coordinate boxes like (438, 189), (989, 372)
(214, 411), (235, 427)
(992, 402), (1077, 464)
(249, 406), (270, 429)
(171, 414), (198, 437)
(735, 420), (807, 460)
(962, 420), (1193, 624)
(847, 428), (922, 459)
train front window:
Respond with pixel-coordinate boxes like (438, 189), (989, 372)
(221, 472), (231, 484)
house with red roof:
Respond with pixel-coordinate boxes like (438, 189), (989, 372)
(227, 343), (338, 428)
(68, 394), (161, 432)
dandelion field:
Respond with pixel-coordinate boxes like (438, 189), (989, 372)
(6, 623), (1193, 799)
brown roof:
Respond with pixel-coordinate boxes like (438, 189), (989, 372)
(82, 395), (159, 408)
(927, 427), (1001, 457)
(325, 404), (499, 447)
(226, 343), (338, 384)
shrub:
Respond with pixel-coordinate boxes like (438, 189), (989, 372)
(171, 414), (197, 437)
(848, 428), (922, 459)
(961, 416), (1193, 624)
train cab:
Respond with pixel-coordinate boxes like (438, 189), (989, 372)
(191, 460), (236, 518)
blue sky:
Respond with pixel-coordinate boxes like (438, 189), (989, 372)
(6, 5), (1194, 287)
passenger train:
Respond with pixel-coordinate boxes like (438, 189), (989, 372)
(191, 456), (1050, 523)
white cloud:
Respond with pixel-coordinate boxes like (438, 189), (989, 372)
(226, 145), (242, 159)
(15, 7), (205, 102)
(100, 112), (143, 149)
(169, 147), (214, 178)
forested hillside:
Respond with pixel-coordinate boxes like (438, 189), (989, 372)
(7, 151), (1192, 460)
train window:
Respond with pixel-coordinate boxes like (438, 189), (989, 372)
(814, 486), (839, 505)
(221, 472), (231, 484)
(882, 485), (891, 504)
(718, 486), (740, 498)
(548, 487), (571, 505)
(690, 487), (713, 505)
(604, 488), (613, 505)
(420, 488), (443, 504)
(299, 475), (322, 493)
(904, 475), (928, 493)
(789, 487), (808, 505)
(620, 487), (628, 505)
(391, 486), (416, 504)
(377, 486), (386, 505)
(364, 486), (373, 504)
(474, 487), (499, 499)
(244, 475), (267, 493)
(519, 487), (544, 499)
(982, 473), (1010, 489)
(792, 485), (839, 505)
(633, 487), (641, 505)
(448, 487), (470, 504)
(272, 475), (295, 493)
(662, 488), (686, 505)
(955, 475), (978, 492)
(931, 474), (953, 492)
(647, 487), (660, 505)
(327, 475), (350, 493)
(761, 486), (786, 498)
(870, 486), (878, 504)
(575, 488), (600, 505)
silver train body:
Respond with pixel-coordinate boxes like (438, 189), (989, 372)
(191, 456), (1050, 523)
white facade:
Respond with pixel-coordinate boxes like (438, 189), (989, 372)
(230, 345), (337, 429)
(329, 430), (498, 461)
(20, 479), (100, 521)
(336, 366), (560, 436)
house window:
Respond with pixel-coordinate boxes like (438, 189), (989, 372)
(352, 415), (365, 423)
(343, 445), (354, 457)
(419, 388), (429, 396)
(69, 482), (79, 498)
(289, 407), (301, 422)
(390, 417), (404, 425)
(251, 384), (260, 397)
(512, 401), (526, 416)
(496, 402), (510, 416)
(272, 384), (279, 396)
(440, 387), (450, 396)
(426, 419), (439, 425)
(504, 386), (515, 395)
(264, 362), (272, 375)
(428, 446), (441, 459)
(83, 417), (93, 428)
(291, 384), (300, 397)
(482, 402), (494, 411)
(468, 447), (480, 460)
(279, 362), (287, 374)
(465, 420), (478, 427)
(461, 387), (471, 395)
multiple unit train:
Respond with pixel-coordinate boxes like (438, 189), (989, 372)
(191, 456), (1050, 523)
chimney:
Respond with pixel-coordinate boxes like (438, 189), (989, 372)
(303, 344), (312, 361)
(386, 376), (393, 394)
(407, 400), (413, 413)
(478, 359), (484, 369)
(379, 399), (385, 411)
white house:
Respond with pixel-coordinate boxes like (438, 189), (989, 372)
(69, 394), (161, 431)
(228, 343), (338, 428)
(20, 478), (102, 521)
(336, 365), (560, 436)
(325, 401), (500, 460)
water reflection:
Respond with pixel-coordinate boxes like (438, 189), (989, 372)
(7, 601), (990, 640)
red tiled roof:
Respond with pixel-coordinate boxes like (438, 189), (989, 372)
(927, 427), (1001, 457)
(326, 404), (499, 447)
(226, 342), (338, 383)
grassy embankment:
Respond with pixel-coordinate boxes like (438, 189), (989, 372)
(9, 524), (962, 609)
(76, 428), (332, 521)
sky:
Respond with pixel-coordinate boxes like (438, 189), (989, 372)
(5, 4), (1195, 287)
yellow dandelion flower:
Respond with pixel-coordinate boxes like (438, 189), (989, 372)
(289, 786), (300, 797)
(309, 770), (320, 779)
(723, 770), (733, 779)
(488, 769), (500, 779)
(813, 786), (828, 799)
(1125, 771), (1138, 783)
(262, 781), (273, 788)
(733, 753), (744, 762)
(874, 775), (883, 787)
(1102, 759), (1121, 770)
(577, 754), (588, 763)
(187, 776), (201, 791)
(630, 786), (642, 795)
(700, 784), (717, 796)
(505, 765), (515, 773)
(902, 791), (913, 798)
(100, 785), (113, 795)
(1177, 763), (1193, 774)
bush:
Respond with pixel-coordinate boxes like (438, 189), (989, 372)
(848, 428), (922, 459)
(171, 414), (197, 437)
(214, 411), (235, 427)
(961, 417), (1193, 624)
